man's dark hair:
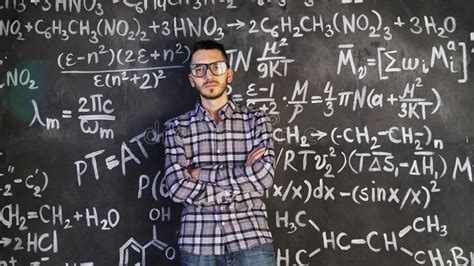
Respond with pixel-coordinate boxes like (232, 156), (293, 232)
(191, 40), (228, 62)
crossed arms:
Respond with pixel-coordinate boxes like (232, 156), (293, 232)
(163, 114), (275, 206)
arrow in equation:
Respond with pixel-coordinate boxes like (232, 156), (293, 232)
(310, 130), (328, 141)
(0, 237), (12, 247)
(227, 20), (245, 30)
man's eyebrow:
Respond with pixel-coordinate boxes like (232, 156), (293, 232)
(191, 61), (225, 65)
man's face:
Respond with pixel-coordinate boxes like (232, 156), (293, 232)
(188, 49), (233, 100)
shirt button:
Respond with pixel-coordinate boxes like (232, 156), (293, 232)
(217, 149), (221, 153)
(222, 222), (226, 226)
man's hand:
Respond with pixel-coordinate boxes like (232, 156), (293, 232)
(245, 147), (267, 166)
(188, 167), (200, 180)
(188, 147), (266, 180)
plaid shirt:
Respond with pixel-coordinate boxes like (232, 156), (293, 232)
(164, 99), (275, 255)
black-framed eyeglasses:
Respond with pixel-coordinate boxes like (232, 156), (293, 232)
(190, 61), (229, 77)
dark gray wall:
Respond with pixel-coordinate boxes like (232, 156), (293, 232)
(1, 0), (474, 265)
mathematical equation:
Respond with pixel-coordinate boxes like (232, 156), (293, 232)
(2, 1), (474, 266)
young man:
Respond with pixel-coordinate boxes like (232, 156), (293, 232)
(164, 40), (277, 265)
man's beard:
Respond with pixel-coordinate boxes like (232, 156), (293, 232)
(199, 81), (228, 100)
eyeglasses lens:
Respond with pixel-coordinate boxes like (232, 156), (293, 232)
(191, 62), (228, 77)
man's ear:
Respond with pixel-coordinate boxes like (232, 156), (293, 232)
(227, 68), (234, 83)
(188, 74), (195, 87)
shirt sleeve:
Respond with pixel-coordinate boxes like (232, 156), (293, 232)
(198, 112), (275, 194)
(164, 121), (234, 206)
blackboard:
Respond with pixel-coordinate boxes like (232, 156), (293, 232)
(1, 0), (474, 265)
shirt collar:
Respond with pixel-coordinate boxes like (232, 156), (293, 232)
(193, 99), (236, 121)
